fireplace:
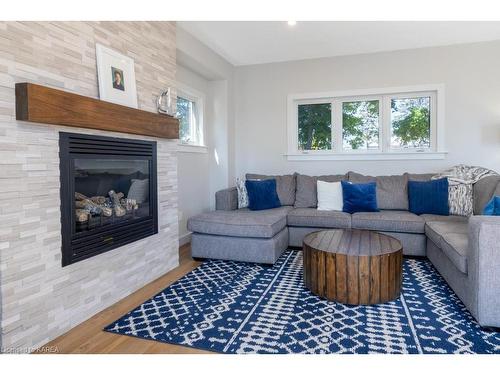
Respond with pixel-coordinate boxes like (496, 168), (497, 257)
(59, 132), (158, 266)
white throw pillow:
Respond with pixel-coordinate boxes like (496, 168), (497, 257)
(317, 180), (343, 211)
(127, 179), (149, 203)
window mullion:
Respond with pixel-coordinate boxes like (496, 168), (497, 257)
(190, 102), (195, 144)
(333, 100), (343, 152)
(293, 103), (299, 153)
(431, 92), (438, 152)
(381, 96), (391, 152)
(193, 102), (199, 145)
(330, 101), (335, 152)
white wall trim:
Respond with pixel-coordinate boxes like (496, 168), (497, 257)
(286, 84), (446, 159)
(179, 231), (192, 246)
(285, 151), (448, 161)
(177, 144), (209, 153)
(177, 82), (206, 102)
(287, 84), (446, 102)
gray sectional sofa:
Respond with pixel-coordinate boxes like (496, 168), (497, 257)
(187, 171), (500, 327)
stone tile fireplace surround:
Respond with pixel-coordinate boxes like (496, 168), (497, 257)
(0, 22), (179, 350)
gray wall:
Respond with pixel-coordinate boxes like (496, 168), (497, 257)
(0, 22), (179, 350)
(233, 40), (500, 178)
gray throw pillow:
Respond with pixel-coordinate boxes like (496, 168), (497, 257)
(246, 173), (297, 206)
(349, 172), (409, 211)
(294, 174), (347, 208)
(127, 179), (149, 203)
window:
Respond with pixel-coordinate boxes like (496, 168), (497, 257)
(177, 96), (197, 143)
(298, 102), (332, 151)
(342, 100), (379, 151)
(176, 85), (205, 149)
(390, 96), (431, 149)
(287, 85), (444, 160)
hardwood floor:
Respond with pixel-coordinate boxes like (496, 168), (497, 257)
(43, 244), (211, 354)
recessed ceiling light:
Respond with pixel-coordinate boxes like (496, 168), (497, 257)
(287, 21), (297, 26)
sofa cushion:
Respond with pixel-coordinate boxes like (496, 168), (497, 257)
(440, 233), (468, 274)
(483, 196), (500, 215)
(187, 206), (292, 238)
(420, 214), (468, 223)
(351, 211), (425, 233)
(287, 208), (351, 228)
(408, 178), (449, 215)
(425, 221), (468, 247)
(236, 178), (249, 209)
(317, 180), (343, 211)
(295, 174), (347, 208)
(404, 173), (435, 181)
(348, 172), (409, 210)
(215, 187), (238, 211)
(341, 181), (379, 214)
(246, 173), (296, 206)
(245, 179), (281, 211)
(473, 175), (500, 215)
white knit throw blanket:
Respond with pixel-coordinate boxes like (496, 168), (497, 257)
(433, 164), (498, 216)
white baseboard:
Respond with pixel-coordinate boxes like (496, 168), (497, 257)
(179, 231), (192, 246)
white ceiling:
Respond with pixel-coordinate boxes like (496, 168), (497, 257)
(178, 21), (500, 66)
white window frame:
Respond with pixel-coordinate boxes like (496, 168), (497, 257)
(176, 83), (207, 153)
(286, 84), (446, 161)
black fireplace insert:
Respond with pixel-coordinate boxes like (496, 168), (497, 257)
(59, 132), (158, 266)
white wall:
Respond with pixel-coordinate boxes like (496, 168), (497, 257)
(177, 28), (235, 186)
(207, 79), (230, 204)
(176, 28), (235, 240)
(233, 40), (500, 179)
(176, 65), (211, 243)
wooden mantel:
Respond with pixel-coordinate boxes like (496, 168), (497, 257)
(15, 83), (179, 139)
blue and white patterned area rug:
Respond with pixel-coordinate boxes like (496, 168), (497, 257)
(105, 250), (500, 354)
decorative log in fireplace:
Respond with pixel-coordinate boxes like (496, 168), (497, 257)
(60, 132), (158, 266)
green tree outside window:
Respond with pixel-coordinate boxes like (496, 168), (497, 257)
(176, 96), (192, 143)
(298, 103), (332, 150)
(342, 100), (379, 150)
(391, 97), (431, 148)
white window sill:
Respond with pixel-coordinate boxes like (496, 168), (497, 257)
(177, 144), (208, 154)
(285, 151), (447, 161)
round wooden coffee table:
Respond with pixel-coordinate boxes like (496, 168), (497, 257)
(303, 229), (403, 305)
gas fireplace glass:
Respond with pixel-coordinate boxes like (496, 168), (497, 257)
(74, 159), (151, 233)
(60, 132), (158, 266)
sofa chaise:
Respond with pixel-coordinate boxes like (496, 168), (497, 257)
(187, 171), (500, 327)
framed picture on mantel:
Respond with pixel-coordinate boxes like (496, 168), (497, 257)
(95, 43), (138, 108)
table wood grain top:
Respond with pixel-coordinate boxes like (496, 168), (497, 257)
(303, 229), (402, 256)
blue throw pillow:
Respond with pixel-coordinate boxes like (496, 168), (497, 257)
(245, 179), (281, 211)
(341, 181), (379, 214)
(408, 177), (449, 215)
(483, 196), (500, 215)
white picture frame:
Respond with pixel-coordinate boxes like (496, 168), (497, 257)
(95, 43), (138, 108)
